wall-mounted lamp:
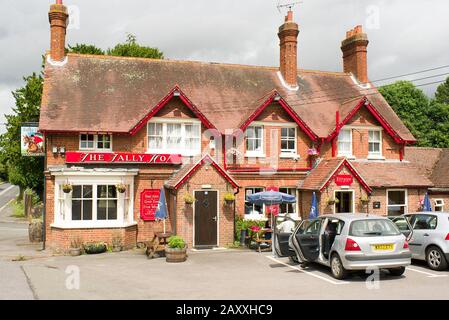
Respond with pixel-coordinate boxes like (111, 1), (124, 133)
(52, 146), (58, 154)
(173, 91), (181, 97)
(59, 146), (66, 154)
(52, 146), (66, 156)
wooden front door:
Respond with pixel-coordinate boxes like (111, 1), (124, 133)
(194, 190), (218, 247)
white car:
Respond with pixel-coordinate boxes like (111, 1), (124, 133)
(275, 213), (412, 279)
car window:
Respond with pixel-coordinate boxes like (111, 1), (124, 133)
(303, 219), (322, 235)
(411, 214), (438, 230)
(349, 219), (401, 237)
(325, 219), (345, 235)
(392, 217), (411, 231)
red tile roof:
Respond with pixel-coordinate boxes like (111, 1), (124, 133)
(39, 53), (415, 141)
(405, 147), (449, 188)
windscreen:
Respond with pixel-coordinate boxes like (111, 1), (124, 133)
(349, 219), (401, 237)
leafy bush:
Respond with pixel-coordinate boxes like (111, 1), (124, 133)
(83, 242), (107, 254)
(235, 217), (266, 242)
(167, 236), (186, 249)
(24, 188), (40, 205)
(12, 200), (25, 218)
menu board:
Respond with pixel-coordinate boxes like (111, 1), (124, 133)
(140, 189), (161, 221)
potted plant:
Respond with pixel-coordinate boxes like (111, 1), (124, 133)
(184, 194), (195, 205)
(83, 242), (107, 254)
(223, 192), (235, 205)
(326, 197), (339, 206)
(165, 236), (187, 263)
(62, 183), (73, 194)
(111, 232), (123, 252)
(69, 236), (83, 256)
(116, 183), (126, 194)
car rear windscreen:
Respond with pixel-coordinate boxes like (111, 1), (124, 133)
(349, 219), (401, 237)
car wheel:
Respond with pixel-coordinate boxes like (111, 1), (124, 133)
(388, 267), (406, 276)
(426, 246), (448, 271)
(289, 255), (299, 264)
(330, 253), (348, 280)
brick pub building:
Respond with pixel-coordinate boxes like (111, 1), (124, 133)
(40, 1), (434, 252)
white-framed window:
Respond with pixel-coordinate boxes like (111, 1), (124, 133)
(245, 187), (264, 217)
(79, 134), (112, 151)
(281, 127), (297, 155)
(387, 189), (407, 216)
(338, 128), (352, 157)
(279, 188), (297, 215)
(434, 199), (444, 212)
(52, 174), (136, 229)
(245, 126), (264, 157)
(147, 118), (201, 156)
(368, 129), (382, 158)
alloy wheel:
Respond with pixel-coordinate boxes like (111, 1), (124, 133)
(331, 256), (342, 276)
(428, 249), (442, 268)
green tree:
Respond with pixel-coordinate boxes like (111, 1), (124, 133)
(379, 81), (431, 146)
(107, 34), (164, 59)
(0, 72), (44, 197)
(435, 77), (449, 105)
(68, 44), (105, 55)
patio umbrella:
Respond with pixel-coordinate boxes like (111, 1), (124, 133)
(422, 192), (432, 212)
(155, 188), (168, 233)
(247, 190), (296, 257)
(309, 192), (319, 219)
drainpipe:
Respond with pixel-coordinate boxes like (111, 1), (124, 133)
(233, 187), (240, 242)
(173, 192), (177, 235)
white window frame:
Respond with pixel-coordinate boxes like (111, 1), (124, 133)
(337, 128), (353, 158)
(245, 125), (265, 157)
(368, 129), (383, 159)
(333, 190), (355, 214)
(244, 187), (266, 220)
(386, 189), (408, 216)
(434, 199), (444, 212)
(52, 173), (136, 229)
(279, 187), (299, 219)
(79, 134), (113, 151)
(147, 117), (201, 156)
(280, 127), (297, 157)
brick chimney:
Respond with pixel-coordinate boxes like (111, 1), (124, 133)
(341, 25), (369, 84)
(278, 10), (299, 88)
(48, 0), (69, 62)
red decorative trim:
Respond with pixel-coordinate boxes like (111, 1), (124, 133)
(238, 91), (318, 141)
(129, 86), (216, 136)
(227, 167), (311, 173)
(319, 159), (372, 193)
(174, 154), (239, 190)
(326, 97), (408, 144)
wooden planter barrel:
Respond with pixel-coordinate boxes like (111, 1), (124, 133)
(28, 220), (43, 243)
(165, 246), (187, 263)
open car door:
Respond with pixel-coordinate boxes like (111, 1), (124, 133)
(291, 219), (322, 262)
(274, 218), (302, 257)
(391, 216), (413, 241)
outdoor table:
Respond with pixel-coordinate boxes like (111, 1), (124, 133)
(145, 232), (173, 259)
(248, 228), (273, 252)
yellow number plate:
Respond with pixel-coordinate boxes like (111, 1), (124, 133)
(373, 244), (394, 251)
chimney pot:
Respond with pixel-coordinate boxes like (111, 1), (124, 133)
(48, 2), (69, 62)
(341, 25), (369, 84)
(278, 10), (299, 88)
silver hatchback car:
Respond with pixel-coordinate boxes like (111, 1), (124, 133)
(275, 213), (412, 279)
(392, 212), (449, 271)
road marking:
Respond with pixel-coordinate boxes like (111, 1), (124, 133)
(0, 198), (15, 214)
(0, 185), (15, 197)
(406, 267), (448, 278)
(266, 256), (350, 285)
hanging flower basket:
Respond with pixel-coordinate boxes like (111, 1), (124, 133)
(327, 197), (339, 206)
(62, 183), (73, 194)
(223, 192), (235, 205)
(184, 194), (195, 205)
(307, 148), (319, 156)
(116, 183), (127, 194)
(360, 196), (370, 205)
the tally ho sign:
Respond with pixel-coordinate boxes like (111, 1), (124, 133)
(65, 152), (182, 164)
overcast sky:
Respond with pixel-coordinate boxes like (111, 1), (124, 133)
(1, 0), (448, 133)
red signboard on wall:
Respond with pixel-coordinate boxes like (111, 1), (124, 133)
(140, 189), (161, 221)
(65, 152), (182, 164)
(334, 174), (354, 186)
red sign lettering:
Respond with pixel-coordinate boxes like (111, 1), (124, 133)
(334, 174), (354, 186)
(65, 152), (182, 164)
(140, 189), (161, 221)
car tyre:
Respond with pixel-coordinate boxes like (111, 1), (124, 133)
(330, 253), (348, 280)
(388, 266), (406, 276)
(426, 246), (448, 271)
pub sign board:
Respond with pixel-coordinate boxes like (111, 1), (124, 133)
(140, 189), (160, 221)
(21, 123), (45, 157)
(65, 152), (182, 165)
(334, 174), (353, 186)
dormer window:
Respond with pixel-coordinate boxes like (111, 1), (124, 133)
(245, 125), (264, 157)
(337, 128), (352, 157)
(79, 134), (112, 151)
(368, 129), (382, 158)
